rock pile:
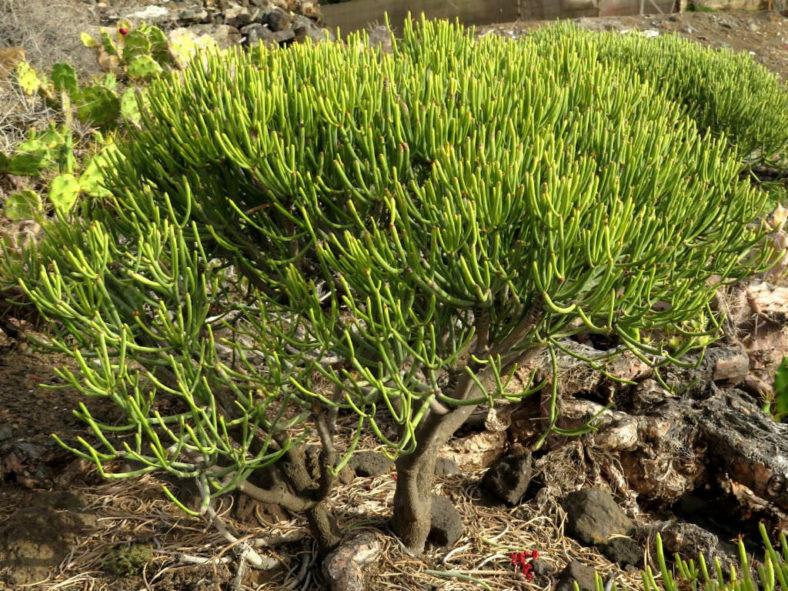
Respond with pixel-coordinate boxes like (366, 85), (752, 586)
(103, 0), (332, 49)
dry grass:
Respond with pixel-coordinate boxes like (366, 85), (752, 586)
(0, 80), (59, 154)
(7, 421), (652, 591)
(0, 0), (99, 73)
(0, 0), (101, 152)
(0, 324), (685, 591)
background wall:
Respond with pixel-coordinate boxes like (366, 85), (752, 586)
(320, 0), (683, 33)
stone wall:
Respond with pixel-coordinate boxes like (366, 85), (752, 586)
(105, 0), (329, 49)
(322, 0), (769, 34)
(320, 0), (517, 33)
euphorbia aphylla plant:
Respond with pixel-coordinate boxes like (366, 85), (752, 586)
(532, 24), (788, 166)
(8, 19), (775, 555)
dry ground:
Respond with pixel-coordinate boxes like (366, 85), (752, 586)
(0, 340), (649, 591)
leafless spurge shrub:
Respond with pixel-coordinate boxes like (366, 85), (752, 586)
(532, 24), (788, 166)
(6, 19), (775, 556)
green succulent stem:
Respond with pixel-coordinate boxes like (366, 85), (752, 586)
(3, 17), (780, 555)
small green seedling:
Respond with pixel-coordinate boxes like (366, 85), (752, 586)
(766, 357), (788, 422)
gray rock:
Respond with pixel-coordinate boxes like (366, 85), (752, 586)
(292, 15), (331, 43)
(481, 453), (533, 505)
(532, 558), (558, 576)
(556, 560), (597, 591)
(323, 532), (382, 591)
(15, 441), (44, 460)
(125, 5), (172, 24)
(250, 6), (275, 23)
(434, 457), (460, 476)
(428, 495), (462, 548)
(600, 536), (642, 567)
(264, 7), (294, 31)
(562, 488), (634, 546)
(642, 520), (735, 571)
(183, 24), (242, 48)
(368, 24), (394, 52)
(0, 425), (12, 441)
(337, 464), (355, 484)
(348, 451), (393, 478)
(225, 4), (252, 28)
(178, 8), (210, 24)
(241, 23), (275, 45)
(271, 29), (296, 43)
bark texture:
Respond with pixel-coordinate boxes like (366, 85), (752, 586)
(391, 404), (477, 553)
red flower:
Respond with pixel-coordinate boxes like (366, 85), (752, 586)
(118, 27), (129, 36)
(509, 549), (539, 580)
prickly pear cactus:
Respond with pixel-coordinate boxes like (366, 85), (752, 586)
(51, 63), (78, 96)
(126, 55), (163, 80)
(14, 61), (43, 96)
(82, 22), (178, 78)
(120, 88), (142, 124)
(74, 86), (120, 127)
(3, 190), (42, 221)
